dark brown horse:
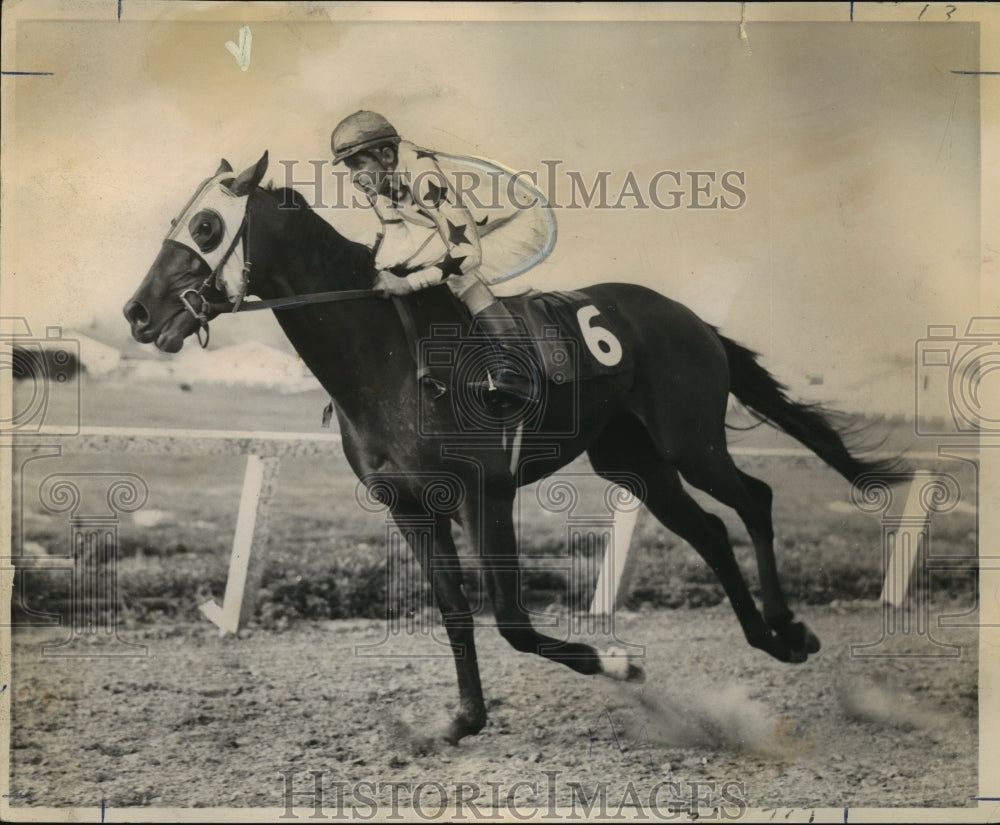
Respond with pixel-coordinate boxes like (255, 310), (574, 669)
(124, 153), (898, 743)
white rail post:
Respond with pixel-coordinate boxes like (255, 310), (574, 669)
(589, 486), (641, 620)
(15, 428), (344, 637)
(879, 476), (929, 608)
(199, 454), (281, 635)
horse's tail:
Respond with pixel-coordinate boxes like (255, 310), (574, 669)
(717, 332), (906, 484)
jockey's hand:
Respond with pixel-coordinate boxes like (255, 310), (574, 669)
(373, 271), (414, 298)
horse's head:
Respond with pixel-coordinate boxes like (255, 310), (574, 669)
(123, 153), (269, 352)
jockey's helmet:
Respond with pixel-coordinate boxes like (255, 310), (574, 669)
(331, 111), (400, 164)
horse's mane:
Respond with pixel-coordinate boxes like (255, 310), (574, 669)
(263, 185), (312, 210)
(262, 186), (376, 289)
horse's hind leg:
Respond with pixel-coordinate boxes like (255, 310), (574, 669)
(588, 415), (814, 664)
(392, 505), (486, 744)
(672, 443), (820, 657)
(731, 467), (819, 652)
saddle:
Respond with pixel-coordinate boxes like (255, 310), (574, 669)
(400, 286), (633, 392)
(322, 285), (633, 430)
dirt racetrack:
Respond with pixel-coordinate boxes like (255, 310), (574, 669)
(9, 600), (978, 818)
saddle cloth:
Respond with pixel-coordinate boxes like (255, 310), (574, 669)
(415, 288), (633, 389)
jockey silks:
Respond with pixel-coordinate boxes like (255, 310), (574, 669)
(368, 141), (556, 287)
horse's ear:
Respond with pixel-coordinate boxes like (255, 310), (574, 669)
(216, 158), (234, 176)
(228, 151), (269, 197)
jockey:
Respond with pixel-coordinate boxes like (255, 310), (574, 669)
(331, 110), (553, 405)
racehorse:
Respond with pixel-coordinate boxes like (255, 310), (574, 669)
(124, 153), (900, 744)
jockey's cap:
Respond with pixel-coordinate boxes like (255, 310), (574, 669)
(331, 111), (400, 164)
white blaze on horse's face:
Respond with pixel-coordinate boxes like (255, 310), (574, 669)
(166, 172), (251, 304)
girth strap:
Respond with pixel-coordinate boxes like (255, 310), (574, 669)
(391, 296), (435, 386)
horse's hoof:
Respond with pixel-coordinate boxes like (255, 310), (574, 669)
(626, 661), (646, 683)
(781, 631), (820, 664)
(598, 647), (644, 682)
(759, 630), (814, 665)
(774, 620), (820, 657)
(442, 712), (486, 746)
(786, 645), (809, 665)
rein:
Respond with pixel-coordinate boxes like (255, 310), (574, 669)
(177, 203), (378, 347)
(203, 287), (379, 315)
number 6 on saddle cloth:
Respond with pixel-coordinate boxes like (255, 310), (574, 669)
(380, 286), (633, 437)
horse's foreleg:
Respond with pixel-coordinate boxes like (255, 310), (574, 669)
(461, 484), (643, 682)
(394, 507), (486, 743)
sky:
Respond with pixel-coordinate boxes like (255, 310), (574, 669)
(0, 5), (988, 415)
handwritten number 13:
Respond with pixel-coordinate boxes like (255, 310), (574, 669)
(919, 4), (957, 19)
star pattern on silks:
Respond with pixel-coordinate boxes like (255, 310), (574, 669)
(447, 219), (470, 246)
(414, 148), (438, 160)
(476, 216), (489, 227)
(435, 252), (467, 278)
(423, 179), (449, 209)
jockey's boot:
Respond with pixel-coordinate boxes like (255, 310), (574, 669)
(470, 301), (540, 408)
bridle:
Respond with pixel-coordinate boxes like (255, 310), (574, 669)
(168, 177), (379, 348)
(176, 209), (251, 348)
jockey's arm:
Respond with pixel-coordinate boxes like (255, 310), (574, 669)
(401, 157), (483, 291)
